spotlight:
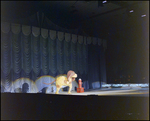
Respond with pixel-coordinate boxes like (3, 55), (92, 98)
(129, 10), (134, 13)
(102, 0), (107, 3)
(98, 0), (108, 7)
(141, 14), (146, 17)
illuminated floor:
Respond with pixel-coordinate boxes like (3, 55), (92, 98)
(47, 88), (149, 96)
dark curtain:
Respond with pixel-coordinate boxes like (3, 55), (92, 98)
(1, 24), (90, 92)
(87, 44), (106, 89)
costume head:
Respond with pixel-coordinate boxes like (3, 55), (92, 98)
(67, 70), (77, 81)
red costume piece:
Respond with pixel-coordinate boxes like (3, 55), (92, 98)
(77, 78), (84, 93)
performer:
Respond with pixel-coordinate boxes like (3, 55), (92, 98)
(43, 70), (77, 94)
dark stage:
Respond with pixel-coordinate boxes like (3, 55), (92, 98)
(1, 1), (149, 120)
(1, 88), (149, 120)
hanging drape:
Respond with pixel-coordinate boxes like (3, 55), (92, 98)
(1, 1), (108, 92)
(1, 22), (107, 93)
(1, 22), (91, 92)
(88, 44), (101, 89)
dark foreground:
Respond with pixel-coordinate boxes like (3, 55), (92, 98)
(1, 93), (149, 120)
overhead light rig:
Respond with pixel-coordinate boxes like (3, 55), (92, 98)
(98, 0), (108, 7)
(98, 1), (130, 8)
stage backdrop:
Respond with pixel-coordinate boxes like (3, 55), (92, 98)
(1, 22), (107, 93)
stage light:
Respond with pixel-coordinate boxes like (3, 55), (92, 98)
(102, 0), (107, 3)
(122, 84), (128, 87)
(12, 78), (38, 93)
(112, 84), (123, 87)
(130, 84), (138, 87)
(129, 10), (134, 13)
(102, 83), (149, 88)
(102, 84), (111, 87)
(138, 83), (149, 87)
(141, 14), (146, 17)
(98, 0), (108, 7)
